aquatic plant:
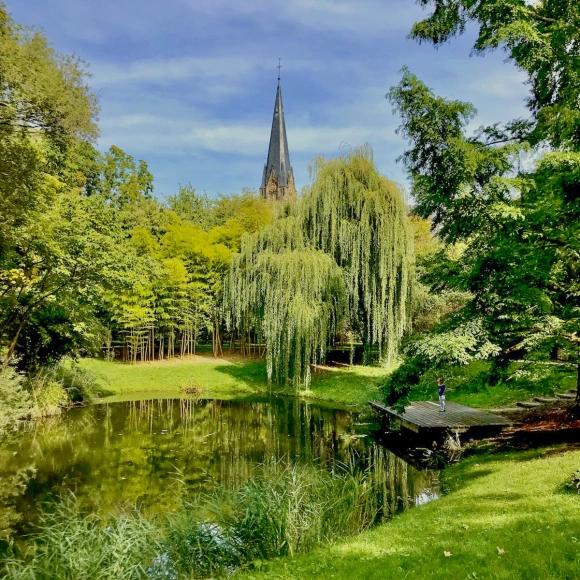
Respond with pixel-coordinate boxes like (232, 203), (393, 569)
(2, 500), (161, 580)
(1, 460), (386, 579)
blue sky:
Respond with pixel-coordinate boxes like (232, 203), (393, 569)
(10, 0), (529, 199)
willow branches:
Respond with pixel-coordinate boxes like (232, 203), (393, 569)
(227, 146), (414, 388)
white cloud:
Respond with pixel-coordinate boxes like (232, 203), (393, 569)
(91, 57), (255, 86)
(99, 114), (396, 157)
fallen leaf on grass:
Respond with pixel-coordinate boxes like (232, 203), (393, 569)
(496, 547), (505, 555)
(444, 551), (452, 557)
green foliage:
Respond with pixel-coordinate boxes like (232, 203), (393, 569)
(1, 190), (126, 368)
(25, 359), (102, 417)
(165, 184), (214, 230)
(2, 501), (161, 580)
(302, 147), (414, 362)
(229, 244), (346, 388)
(0, 361), (32, 434)
(53, 360), (102, 402)
(410, 0), (580, 150)
(0, 5), (98, 144)
(385, 3), (580, 402)
(402, 359), (577, 409)
(94, 145), (154, 210)
(228, 147), (413, 388)
(30, 378), (68, 417)
(1, 461), (386, 579)
(383, 320), (500, 407)
(388, 67), (521, 244)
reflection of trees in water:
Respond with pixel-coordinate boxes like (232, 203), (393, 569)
(0, 444), (36, 540)
(0, 399), (439, 539)
(366, 445), (439, 518)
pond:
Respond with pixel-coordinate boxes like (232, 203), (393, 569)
(0, 396), (439, 543)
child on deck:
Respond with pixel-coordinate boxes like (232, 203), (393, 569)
(438, 378), (446, 412)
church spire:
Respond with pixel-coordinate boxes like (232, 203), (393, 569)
(260, 63), (296, 201)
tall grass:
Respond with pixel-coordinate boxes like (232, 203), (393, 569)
(1, 461), (385, 579)
(3, 500), (161, 580)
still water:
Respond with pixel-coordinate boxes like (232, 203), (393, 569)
(0, 396), (439, 540)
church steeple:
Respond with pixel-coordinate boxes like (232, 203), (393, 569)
(260, 68), (296, 201)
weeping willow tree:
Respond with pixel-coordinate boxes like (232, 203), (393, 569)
(301, 145), (413, 362)
(227, 146), (413, 388)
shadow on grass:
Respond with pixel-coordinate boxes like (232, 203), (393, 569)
(211, 358), (266, 382)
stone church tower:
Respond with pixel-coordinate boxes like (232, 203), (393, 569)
(260, 76), (296, 201)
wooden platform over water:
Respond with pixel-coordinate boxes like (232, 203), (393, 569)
(370, 401), (512, 435)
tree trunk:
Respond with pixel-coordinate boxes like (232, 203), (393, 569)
(6, 317), (26, 358)
(488, 355), (510, 386)
(213, 316), (222, 358)
(576, 363), (580, 405)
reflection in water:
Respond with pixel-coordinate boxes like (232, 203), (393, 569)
(0, 397), (439, 539)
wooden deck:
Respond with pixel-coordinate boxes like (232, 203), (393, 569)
(369, 401), (512, 435)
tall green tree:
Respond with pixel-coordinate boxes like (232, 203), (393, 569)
(0, 5), (108, 367)
(228, 147), (413, 388)
(384, 0), (580, 404)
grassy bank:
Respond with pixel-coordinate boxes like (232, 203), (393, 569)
(239, 447), (580, 580)
(407, 360), (578, 409)
(81, 355), (577, 410)
(79, 356), (388, 406)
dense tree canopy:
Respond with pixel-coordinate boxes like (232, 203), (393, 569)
(0, 6), (275, 370)
(384, 0), (580, 405)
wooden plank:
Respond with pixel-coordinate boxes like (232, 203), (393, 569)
(369, 401), (512, 432)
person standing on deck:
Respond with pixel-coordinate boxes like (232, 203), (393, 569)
(438, 378), (446, 412)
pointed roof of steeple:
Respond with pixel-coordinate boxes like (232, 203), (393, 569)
(261, 78), (292, 189)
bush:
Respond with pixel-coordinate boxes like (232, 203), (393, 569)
(31, 378), (69, 417)
(0, 360), (33, 434)
(28, 360), (103, 416)
(53, 360), (102, 402)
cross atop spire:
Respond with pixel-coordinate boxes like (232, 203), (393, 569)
(277, 58), (282, 81)
(260, 67), (296, 201)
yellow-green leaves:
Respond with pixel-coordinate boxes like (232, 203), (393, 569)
(227, 147), (413, 388)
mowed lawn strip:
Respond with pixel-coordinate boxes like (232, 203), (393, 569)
(79, 357), (388, 406)
(237, 448), (580, 580)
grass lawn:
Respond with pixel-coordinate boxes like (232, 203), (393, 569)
(237, 447), (580, 580)
(79, 356), (389, 406)
(81, 356), (577, 409)
(408, 360), (578, 409)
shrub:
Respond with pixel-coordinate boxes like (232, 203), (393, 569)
(53, 360), (102, 402)
(0, 360), (33, 434)
(28, 360), (103, 416)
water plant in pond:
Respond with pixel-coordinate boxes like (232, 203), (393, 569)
(1, 459), (413, 579)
